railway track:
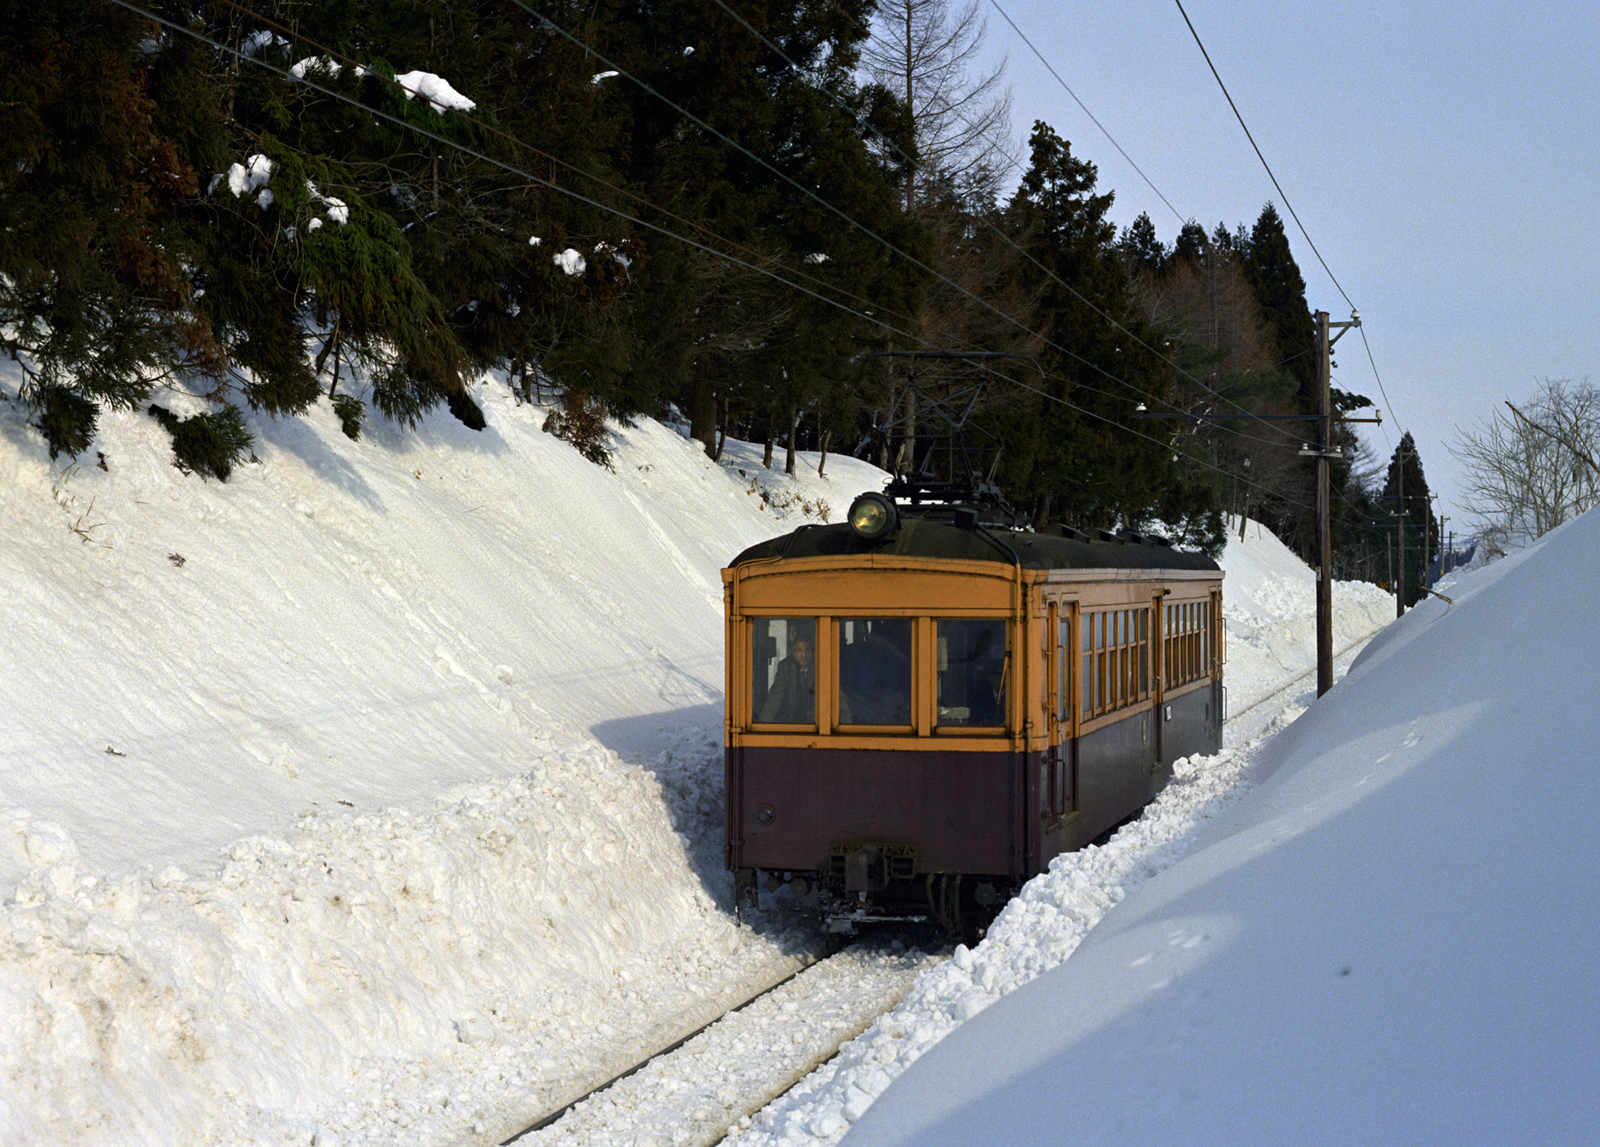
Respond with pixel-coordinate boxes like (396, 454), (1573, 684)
(500, 939), (936, 1147)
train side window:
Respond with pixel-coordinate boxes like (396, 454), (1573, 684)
(1162, 600), (1212, 690)
(1164, 603), (1175, 686)
(1138, 608), (1150, 696)
(838, 618), (912, 727)
(751, 617), (817, 726)
(1081, 610), (1095, 720)
(1058, 613), (1073, 723)
(935, 619), (1007, 728)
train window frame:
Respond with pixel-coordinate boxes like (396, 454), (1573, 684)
(1080, 604), (1154, 723)
(748, 615), (821, 729)
(1163, 596), (1212, 691)
(835, 616), (916, 733)
(932, 617), (1008, 733)
(1057, 600), (1078, 740)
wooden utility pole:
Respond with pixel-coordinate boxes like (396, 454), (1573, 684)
(1308, 310), (1362, 697)
(1395, 447), (1407, 619)
(1422, 493), (1437, 590)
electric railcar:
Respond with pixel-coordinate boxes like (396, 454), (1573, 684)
(723, 492), (1224, 934)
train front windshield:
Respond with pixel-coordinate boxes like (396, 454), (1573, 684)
(935, 618), (1006, 728)
(752, 617), (816, 725)
(749, 616), (1008, 732)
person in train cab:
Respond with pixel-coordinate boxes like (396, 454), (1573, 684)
(760, 636), (816, 723)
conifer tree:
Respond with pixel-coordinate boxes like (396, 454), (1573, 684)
(1381, 431), (1441, 605)
(0, 2), (217, 458)
(1001, 122), (1176, 529)
(1239, 203), (1316, 402)
(597, 0), (917, 454)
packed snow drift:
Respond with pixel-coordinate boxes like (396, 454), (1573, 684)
(838, 511), (1600, 1144)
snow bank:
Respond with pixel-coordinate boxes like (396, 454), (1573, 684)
(0, 376), (878, 1146)
(840, 512), (1600, 1144)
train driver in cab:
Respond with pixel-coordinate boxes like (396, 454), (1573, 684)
(759, 633), (816, 723)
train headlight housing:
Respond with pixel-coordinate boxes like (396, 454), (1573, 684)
(848, 492), (899, 540)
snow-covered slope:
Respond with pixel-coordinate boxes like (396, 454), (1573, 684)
(0, 369), (1394, 1146)
(0, 378), (879, 1146)
(840, 511), (1600, 1144)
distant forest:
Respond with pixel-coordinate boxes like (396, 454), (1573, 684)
(0, 0), (1435, 579)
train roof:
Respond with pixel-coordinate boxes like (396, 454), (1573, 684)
(727, 513), (1221, 574)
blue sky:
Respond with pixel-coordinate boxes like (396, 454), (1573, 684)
(971, 0), (1600, 529)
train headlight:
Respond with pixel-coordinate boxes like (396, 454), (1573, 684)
(848, 492), (899, 540)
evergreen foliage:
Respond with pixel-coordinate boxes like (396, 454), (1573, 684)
(1381, 431), (1440, 606)
(1240, 203), (1316, 401)
(148, 403), (256, 481)
(34, 386), (101, 461)
(332, 394), (365, 441)
(1000, 123), (1178, 532)
(543, 389), (615, 470)
(0, 0), (1384, 582)
(0, 3), (213, 422)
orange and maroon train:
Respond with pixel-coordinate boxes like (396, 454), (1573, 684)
(723, 491), (1224, 934)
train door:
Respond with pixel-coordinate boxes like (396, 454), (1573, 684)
(1046, 601), (1076, 823)
(1151, 592), (1165, 767)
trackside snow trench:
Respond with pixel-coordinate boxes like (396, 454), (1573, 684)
(834, 516), (1600, 1145)
(0, 366), (1393, 1145)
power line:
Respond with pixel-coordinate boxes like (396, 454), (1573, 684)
(985, 0), (1185, 228)
(1172, 0), (1349, 311)
(1171, 0), (1400, 441)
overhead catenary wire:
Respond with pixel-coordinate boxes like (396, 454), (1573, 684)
(1171, 0), (1399, 442)
(984, 0), (1185, 228)
(1171, 0), (1349, 313)
(104, 0), (1321, 517)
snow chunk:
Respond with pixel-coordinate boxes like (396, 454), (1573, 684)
(290, 56), (345, 80)
(592, 70), (619, 84)
(224, 154), (274, 199)
(595, 240), (631, 268)
(554, 248), (587, 276)
(454, 1013), (498, 1045)
(395, 70), (476, 113)
(241, 31), (287, 58)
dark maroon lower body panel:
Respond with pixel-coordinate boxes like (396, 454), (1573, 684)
(727, 746), (1018, 877)
(725, 688), (1222, 896)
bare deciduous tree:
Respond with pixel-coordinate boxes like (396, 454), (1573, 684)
(860, 0), (1014, 213)
(1450, 378), (1600, 551)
